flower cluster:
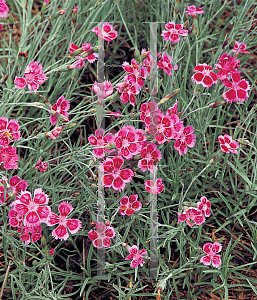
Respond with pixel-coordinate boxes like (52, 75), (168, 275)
(69, 42), (98, 69)
(178, 196), (211, 227)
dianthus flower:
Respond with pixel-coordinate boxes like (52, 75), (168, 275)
(45, 127), (63, 139)
(114, 125), (146, 160)
(0, 145), (19, 169)
(214, 53), (240, 80)
(0, 117), (21, 146)
(9, 208), (24, 229)
(125, 245), (148, 268)
(69, 42), (98, 64)
(222, 72), (250, 103)
(14, 61), (48, 93)
(144, 178), (164, 194)
(92, 80), (113, 98)
(0, 0), (9, 18)
(0, 175), (28, 203)
(178, 207), (205, 227)
(88, 221), (115, 248)
(92, 22), (118, 41)
(116, 78), (139, 106)
(35, 160), (49, 174)
(99, 156), (134, 191)
(50, 95), (70, 125)
(19, 224), (42, 245)
(185, 5), (204, 17)
(197, 197), (211, 217)
(122, 58), (148, 89)
(165, 110), (184, 140)
(174, 126), (196, 155)
(12, 188), (51, 227)
(119, 194), (142, 216)
(140, 101), (161, 125)
(157, 53), (178, 76)
(88, 128), (115, 158)
(161, 21), (188, 43)
(200, 242), (222, 268)
(47, 201), (82, 241)
(191, 64), (217, 88)
(141, 49), (155, 73)
(138, 143), (162, 173)
(218, 134), (239, 154)
(232, 41), (249, 54)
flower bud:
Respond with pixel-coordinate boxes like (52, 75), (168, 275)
(134, 49), (141, 64)
(183, 20), (189, 29)
(0, 73), (9, 84)
(140, 51), (150, 61)
(174, 0), (181, 16)
(159, 88), (180, 104)
(209, 101), (226, 108)
(237, 138), (250, 146)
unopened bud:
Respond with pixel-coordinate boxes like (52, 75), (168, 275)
(134, 50), (140, 64)
(89, 157), (96, 166)
(0, 73), (9, 84)
(38, 95), (52, 109)
(159, 88), (180, 104)
(209, 101), (226, 108)
(48, 10), (66, 20)
(105, 143), (116, 150)
(140, 51), (150, 61)
(62, 123), (76, 130)
(174, 0), (181, 16)
(237, 138), (250, 146)
(184, 20), (189, 29)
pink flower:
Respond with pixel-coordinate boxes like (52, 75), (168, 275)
(12, 188), (51, 227)
(116, 79), (139, 106)
(59, 10), (66, 15)
(122, 59), (148, 89)
(9, 208), (24, 228)
(141, 49), (155, 73)
(19, 224), (42, 245)
(49, 248), (54, 256)
(174, 126), (196, 155)
(165, 111), (184, 140)
(92, 22), (118, 41)
(178, 207), (205, 227)
(144, 178), (164, 194)
(0, 145), (19, 169)
(107, 111), (121, 118)
(161, 21), (188, 43)
(233, 41), (249, 54)
(218, 134), (239, 154)
(69, 58), (85, 69)
(191, 64), (217, 88)
(138, 143), (162, 173)
(140, 101), (160, 125)
(197, 197), (211, 217)
(0, 117), (21, 145)
(88, 222), (115, 248)
(0, 0), (9, 18)
(46, 127), (63, 139)
(157, 53), (178, 76)
(35, 160), (49, 174)
(214, 53), (240, 80)
(114, 125), (146, 160)
(47, 202), (82, 241)
(222, 72), (250, 103)
(69, 42), (98, 64)
(200, 242), (222, 268)
(119, 194), (142, 216)
(14, 61), (48, 93)
(185, 5), (204, 17)
(50, 95), (70, 125)
(92, 80), (113, 98)
(99, 156), (134, 191)
(0, 24), (3, 30)
(88, 128), (115, 158)
(125, 245), (147, 268)
(0, 175), (29, 203)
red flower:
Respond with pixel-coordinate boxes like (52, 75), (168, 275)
(119, 194), (142, 216)
(122, 59), (148, 89)
(138, 143), (162, 173)
(174, 126), (196, 155)
(114, 125), (146, 160)
(19, 224), (42, 245)
(12, 188), (51, 227)
(200, 242), (222, 268)
(116, 79), (139, 106)
(0, 145), (19, 169)
(99, 156), (134, 191)
(92, 22), (118, 41)
(47, 202), (82, 241)
(92, 80), (113, 98)
(0, 0), (9, 18)
(157, 53), (178, 76)
(144, 178), (164, 194)
(185, 5), (204, 17)
(88, 128), (115, 158)
(35, 160), (49, 174)
(88, 222), (115, 248)
(0, 117), (21, 146)
(140, 101), (161, 125)
(218, 134), (239, 154)
(222, 72), (250, 103)
(214, 53), (240, 80)
(125, 245), (147, 268)
(232, 41), (249, 54)
(0, 175), (29, 203)
(161, 21), (188, 43)
(191, 64), (217, 88)
(9, 208), (24, 228)
(178, 207), (205, 227)
(197, 196), (211, 217)
(50, 95), (70, 125)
